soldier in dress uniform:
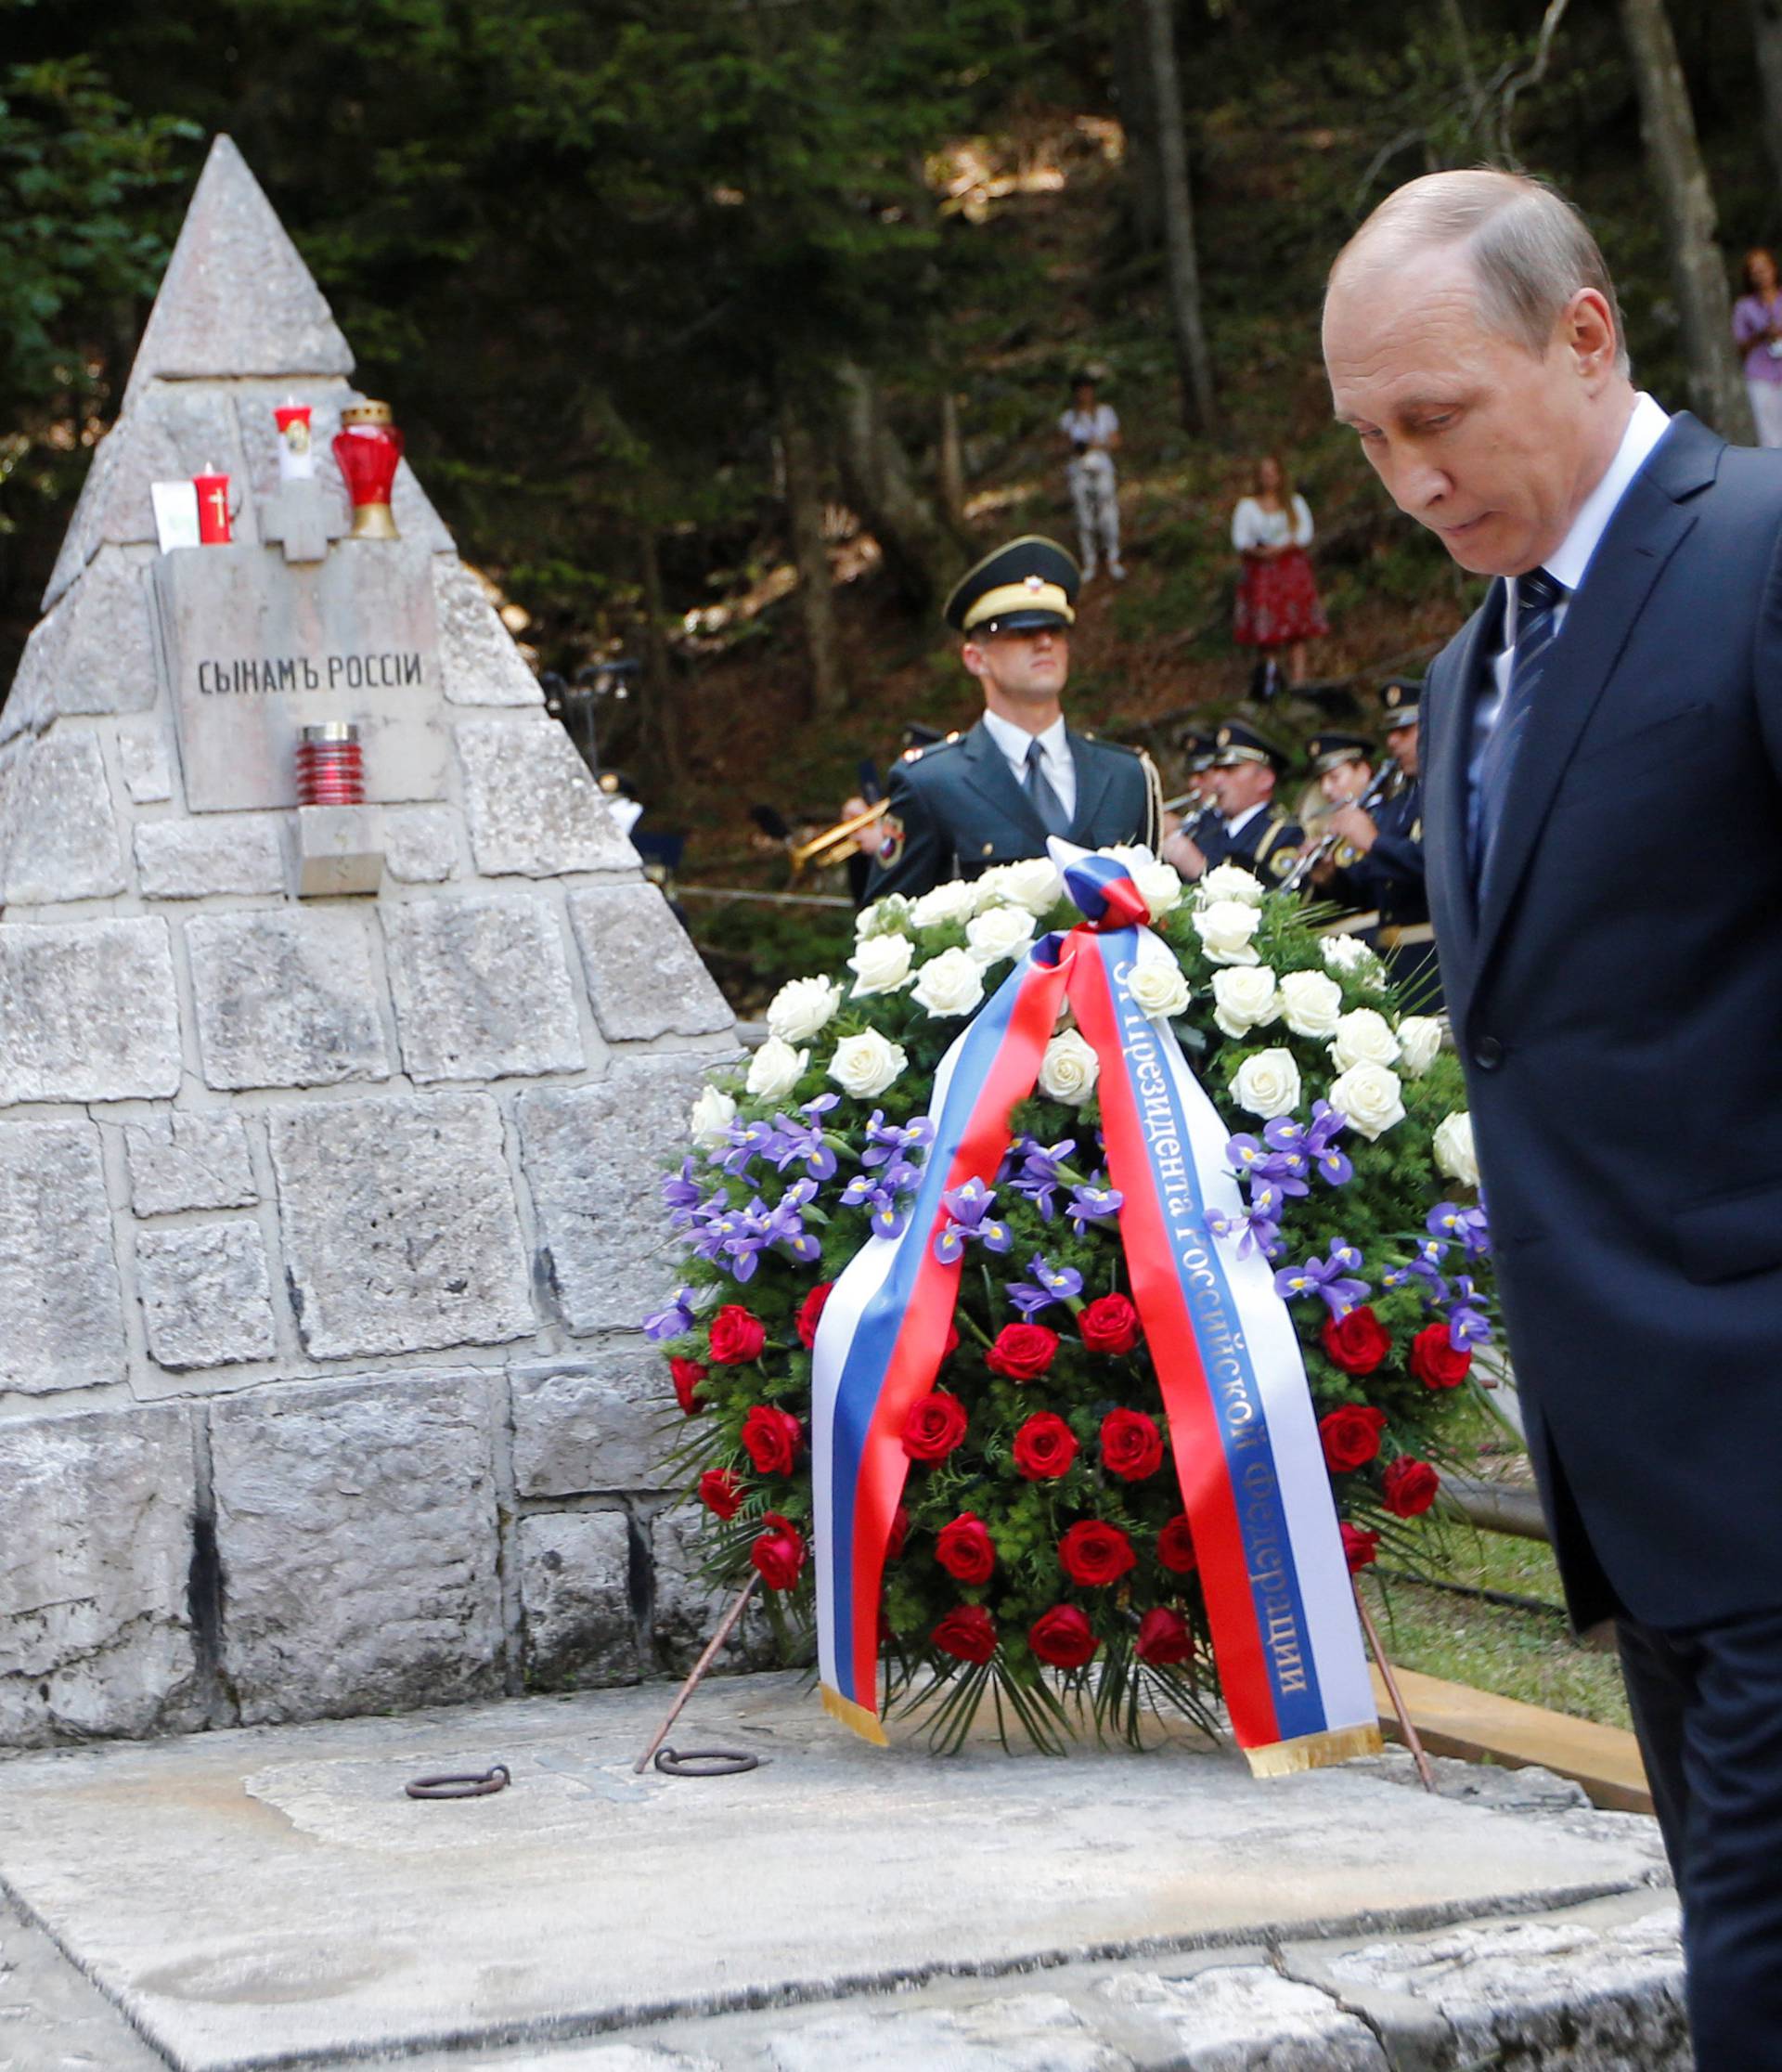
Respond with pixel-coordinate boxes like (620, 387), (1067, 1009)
(864, 535), (1163, 900)
(1318, 677), (1439, 1004)
(1161, 720), (1303, 883)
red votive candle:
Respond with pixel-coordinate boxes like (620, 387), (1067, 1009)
(296, 722), (365, 805)
(193, 473), (233, 544)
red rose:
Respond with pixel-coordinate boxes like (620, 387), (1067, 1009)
(1135, 1606), (1194, 1665)
(708, 1304), (767, 1366)
(935, 1512), (997, 1584)
(1341, 1522), (1380, 1573)
(670, 1356), (707, 1417)
(1079, 1292), (1141, 1355)
(1156, 1514), (1198, 1573)
(1321, 1304), (1392, 1377)
(942, 1321), (960, 1360)
(1319, 1403), (1388, 1473)
(902, 1390), (969, 1463)
(1382, 1456), (1441, 1519)
(986, 1323), (1059, 1381)
(1411, 1323), (1472, 1390)
(1100, 1407), (1165, 1483)
(932, 1604), (998, 1664)
(1013, 1411), (1079, 1481)
(699, 1468), (742, 1519)
(750, 1512), (806, 1591)
(795, 1282), (833, 1351)
(740, 1403), (802, 1476)
(1058, 1519), (1137, 1587)
(1028, 1604), (1099, 1669)
(887, 1504), (910, 1559)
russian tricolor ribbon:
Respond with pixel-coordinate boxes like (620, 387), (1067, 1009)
(811, 845), (1380, 1773)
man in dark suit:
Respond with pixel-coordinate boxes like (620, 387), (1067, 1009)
(864, 535), (1161, 900)
(1325, 168), (1782, 2066)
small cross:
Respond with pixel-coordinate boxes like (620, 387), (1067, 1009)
(257, 477), (348, 564)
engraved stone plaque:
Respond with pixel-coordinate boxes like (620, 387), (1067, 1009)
(149, 541), (448, 811)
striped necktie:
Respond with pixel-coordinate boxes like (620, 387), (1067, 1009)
(1024, 737), (1072, 838)
(1471, 565), (1567, 886)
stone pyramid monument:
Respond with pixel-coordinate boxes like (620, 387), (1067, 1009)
(0, 136), (738, 1749)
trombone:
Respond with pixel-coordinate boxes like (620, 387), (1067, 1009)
(788, 798), (889, 876)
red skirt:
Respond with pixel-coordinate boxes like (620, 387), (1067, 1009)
(1233, 547), (1328, 648)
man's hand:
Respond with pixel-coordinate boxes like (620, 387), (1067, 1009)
(1326, 805), (1378, 854)
(1162, 827), (1207, 880)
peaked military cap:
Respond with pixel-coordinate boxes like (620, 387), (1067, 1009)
(1179, 726), (1218, 772)
(1381, 677), (1423, 727)
(1210, 719), (1290, 771)
(944, 534), (1080, 636)
(1308, 731), (1375, 775)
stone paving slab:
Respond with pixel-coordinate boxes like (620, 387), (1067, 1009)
(0, 1674), (1662, 2072)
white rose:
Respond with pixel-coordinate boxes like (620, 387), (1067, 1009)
(981, 855), (1065, 917)
(688, 1085), (737, 1153)
(766, 975), (842, 1043)
(1038, 1027), (1100, 1106)
(1278, 968), (1344, 1039)
(1433, 1110), (1479, 1188)
(1211, 965), (1280, 1040)
(847, 932), (914, 997)
(1397, 1015), (1444, 1078)
(1104, 845), (1183, 921)
(827, 1029), (908, 1100)
(1200, 862), (1265, 908)
(1231, 1046), (1302, 1120)
(1328, 1006), (1401, 1074)
(745, 1035), (807, 1102)
(857, 893), (912, 939)
(1321, 932), (1382, 979)
(910, 945), (986, 1018)
(909, 879), (978, 930)
(1127, 958), (1192, 1020)
(1327, 1061), (1406, 1142)
(1193, 899), (1262, 966)
(964, 904), (1037, 967)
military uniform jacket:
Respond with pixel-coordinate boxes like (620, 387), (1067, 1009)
(1198, 803), (1302, 884)
(1327, 779), (1427, 926)
(865, 719), (1160, 900)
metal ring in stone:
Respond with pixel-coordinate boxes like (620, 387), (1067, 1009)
(653, 1747), (759, 1778)
(404, 1764), (511, 1800)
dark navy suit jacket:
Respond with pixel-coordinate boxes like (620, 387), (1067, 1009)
(1424, 411), (1782, 1630)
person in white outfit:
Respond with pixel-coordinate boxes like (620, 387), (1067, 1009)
(1058, 374), (1124, 580)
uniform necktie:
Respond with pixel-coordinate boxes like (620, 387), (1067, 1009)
(1024, 737), (1072, 838)
(1472, 565), (1567, 886)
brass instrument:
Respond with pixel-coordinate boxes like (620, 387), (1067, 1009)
(1280, 761), (1405, 895)
(788, 798), (889, 876)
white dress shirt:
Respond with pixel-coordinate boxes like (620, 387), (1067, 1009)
(1468, 390), (1672, 836)
(1221, 800), (1267, 843)
(982, 708), (1078, 822)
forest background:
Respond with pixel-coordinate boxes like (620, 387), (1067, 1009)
(3, 0), (1777, 995)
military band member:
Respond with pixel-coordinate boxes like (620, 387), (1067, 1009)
(1160, 720), (1303, 883)
(1319, 678), (1437, 1002)
(864, 535), (1162, 900)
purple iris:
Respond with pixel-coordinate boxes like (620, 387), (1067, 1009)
(1428, 1200), (1491, 1257)
(1447, 1275), (1493, 1349)
(1065, 1178), (1123, 1235)
(719, 1116), (781, 1180)
(841, 1156), (922, 1239)
(1269, 1101), (1353, 1187)
(1007, 1135), (1079, 1221)
(1207, 1205), (1280, 1260)
(934, 1178), (1012, 1264)
(862, 1110), (934, 1170)
(661, 1157), (704, 1227)
(1228, 1133), (1310, 1201)
(768, 1100), (840, 1183)
(642, 1286), (698, 1341)
(1004, 1252), (1084, 1317)
(1273, 1241), (1370, 1318)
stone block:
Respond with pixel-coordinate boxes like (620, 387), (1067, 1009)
(186, 908), (390, 1091)
(510, 1351), (678, 1496)
(135, 814), (285, 900)
(5, 549), (159, 732)
(136, 1220), (277, 1371)
(1098, 1966), (1387, 2070)
(117, 722), (174, 804)
(209, 1370), (504, 1722)
(0, 917), (182, 1107)
(649, 1503), (774, 1675)
(0, 732), (126, 905)
(768, 1995), (1123, 2072)
(517, 1056), (710, 1333)
(567, 883), (731, 1042)
(383, 805), (459, 883)
(0, 1120), (125, 1395)
(518, 1511), (640, 1689)
(381, 893), (584, 1084)
(433, 556), (544, 706)
(124, 1112), (257, 1215)
(290, 804), (384, 899)
(268, 1091), (534, 1358)
(0, 1403), (202, 1745)
(456, 718), (638, 878)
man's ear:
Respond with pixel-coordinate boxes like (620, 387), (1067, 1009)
(961, 639), (987, 683)
(1565, 287), (1619, 381)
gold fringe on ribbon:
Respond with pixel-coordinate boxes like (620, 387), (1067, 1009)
(821, 1682), (889, 1745)
(1244, 1720), (1383, 1778)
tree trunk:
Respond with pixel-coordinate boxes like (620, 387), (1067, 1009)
(833, 359), (966, 608)
(777, 389), (847, 719)
(1438, 0), (1486, 148)
(1112, 4), (1163, 253)
(633, 523), (685, 795)
(1137, 0), (1218, 434)
(1618, 0), (1756, 439)
(1744, 0), (1782, 195)
(936, 383), (967, 529)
